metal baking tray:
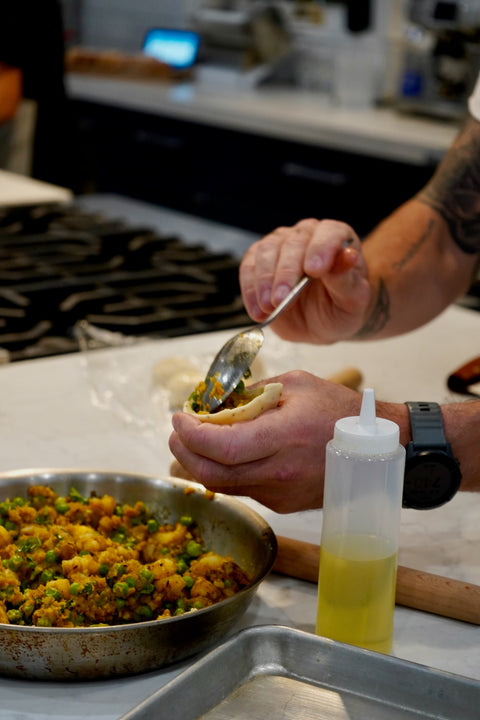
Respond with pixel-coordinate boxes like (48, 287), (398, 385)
(119, 625), (480, 719)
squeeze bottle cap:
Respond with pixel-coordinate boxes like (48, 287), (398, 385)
(333, 388), (399, 455)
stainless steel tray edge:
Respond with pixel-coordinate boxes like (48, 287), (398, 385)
(118, 625), (480, 720)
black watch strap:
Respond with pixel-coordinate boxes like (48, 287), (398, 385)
(405, 401), (447, 449)
(404, 401), (462, 510)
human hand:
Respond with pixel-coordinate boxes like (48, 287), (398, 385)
(240, 218), (371, 344)
(169, 370), (364, 513)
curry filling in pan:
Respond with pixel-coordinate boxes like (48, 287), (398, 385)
(0, 485), (250, 628)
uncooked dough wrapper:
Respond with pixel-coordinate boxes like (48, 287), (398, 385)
(183, 382), (283, 424)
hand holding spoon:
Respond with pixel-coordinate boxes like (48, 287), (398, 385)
(200, 276), (311, 411)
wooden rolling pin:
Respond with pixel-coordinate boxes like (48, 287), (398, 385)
(326, 366), (363, 390)
(273, 535), (480, 625)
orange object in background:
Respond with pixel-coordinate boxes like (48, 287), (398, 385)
(0, 62), (22, 124)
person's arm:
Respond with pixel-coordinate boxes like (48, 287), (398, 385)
(239, 117), (480, 345)
(357, 115), (480, 340)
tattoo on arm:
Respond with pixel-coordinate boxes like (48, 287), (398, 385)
(417, 117), (480, 254)
(391, 219), (433, 272)
(355, 278), (390, 338)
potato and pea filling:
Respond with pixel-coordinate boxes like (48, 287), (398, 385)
(0, 485), (250, 628)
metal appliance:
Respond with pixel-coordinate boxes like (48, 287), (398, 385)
(396, 0), (480, 119)
(190, 1), (292, 87)
(0, 202), (249, 363)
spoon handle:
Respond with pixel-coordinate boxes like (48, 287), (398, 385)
(259, 275), (311, 328)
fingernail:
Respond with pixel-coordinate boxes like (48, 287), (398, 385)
(306, 254), (325, 272)
(260, 287), (272, 306)
(250, 302), (261, 319)
(273, 284), (291, 303)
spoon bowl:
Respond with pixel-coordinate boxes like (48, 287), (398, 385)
(201, 276), (311, 411)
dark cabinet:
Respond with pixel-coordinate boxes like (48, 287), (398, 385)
(70, 100), (437, 237)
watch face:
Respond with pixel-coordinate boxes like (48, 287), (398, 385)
(403, 451), (461, 510)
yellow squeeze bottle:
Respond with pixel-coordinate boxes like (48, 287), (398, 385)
(315, 388), (405, 654)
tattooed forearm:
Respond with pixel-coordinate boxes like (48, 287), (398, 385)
(392, 219), (433, 272)
(416, 117), (480, 253)
(354, 278), (390, 338)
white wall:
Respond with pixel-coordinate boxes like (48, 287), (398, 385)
(66, 0), (201, 53)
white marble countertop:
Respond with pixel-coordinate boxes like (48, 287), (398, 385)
(0, 170), (73, 206)
(66, 73), (458, 165)
(0, 191), (479, 717)
(0, 300), (479, 718)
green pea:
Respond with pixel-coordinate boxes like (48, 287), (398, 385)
(113, 581), (129, 598)
(45, 588), (62, 601)
(8, 554), (23, 571)
(4, 520), (16, 532)
(111, 531), (126, 544)
(69, 582), (81, 596)
(140, 582), (154, 595)
(7, 609), (23, 623)
(179, 515), (193, 526)
(37, 617), (53, 627)
(192, 600), (205, 610)
(54, 498), (69, 514)
(83, 582), (93, 595)
(99, 563), (109, 576)
(114, 563), (126, 577)
(44, 550), (58, 564)
(176, 559), (188, 574)
(125, 576), (136, 589)
(136, 605), (154, 620)
(147, 518), (159, 533)
(139, 568), (153, 582)
(186, 540), (202, 558)
(40, 570), (54, 584)
(183, 574), (194, 589)
(22, 603), (35, 618)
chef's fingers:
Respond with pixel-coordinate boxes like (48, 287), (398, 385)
(240, 219), (363, 322)
(303, 219), (360, 277)
(168, 427), (316, 514)
(269, 219), (316, 305)
(170, 411), (281, 466)
(240, 226), (286, 320)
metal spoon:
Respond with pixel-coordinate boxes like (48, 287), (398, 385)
(200, 275), (311, 411)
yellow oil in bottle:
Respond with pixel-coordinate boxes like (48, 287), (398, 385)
(315, 533), (397, 654)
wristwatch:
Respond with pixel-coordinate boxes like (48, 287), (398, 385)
(403, 402), (462, 510)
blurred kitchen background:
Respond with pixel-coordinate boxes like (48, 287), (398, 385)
(4, 0), (480, 235)
(1, 0), (480, 364)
